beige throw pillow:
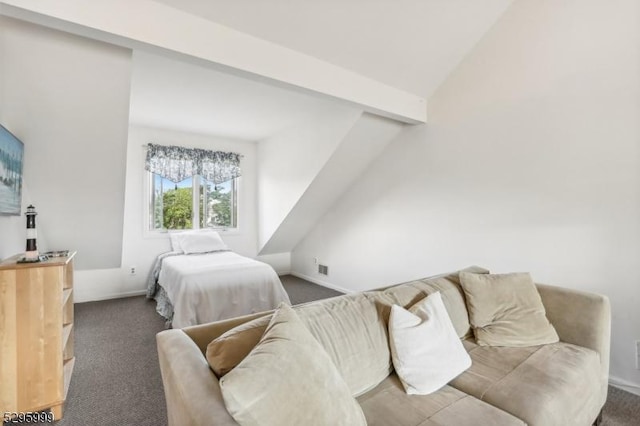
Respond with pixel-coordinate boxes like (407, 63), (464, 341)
(459, 272), (559, 347)
(206, 314), (271, 377)
(219, 303), (367, 426)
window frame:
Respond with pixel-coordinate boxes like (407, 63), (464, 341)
(198, 176), (238, 230)
(144, 170), (240, 237)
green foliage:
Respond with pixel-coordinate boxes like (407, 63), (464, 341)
(153, 177), (235, 230)
(162, 187), (193, 229)
(153, 188), (164, 229)
(208, 186), (232, 227)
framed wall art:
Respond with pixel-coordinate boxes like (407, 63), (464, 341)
(0, 124), (24, 215)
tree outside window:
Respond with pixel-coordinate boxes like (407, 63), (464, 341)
(150, 174), (237, 231)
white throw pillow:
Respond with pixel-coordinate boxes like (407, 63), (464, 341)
(389, 291), (472, 395)
(175, 230), (228, 254)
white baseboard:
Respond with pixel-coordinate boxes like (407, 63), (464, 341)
(609, 375), (640, 397)
(290, 272), (354, 294)
(75, 289), (146, 303)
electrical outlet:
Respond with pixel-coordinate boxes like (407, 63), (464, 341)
(129, 266), (136, 276)
(636, 341), (640, 370)
(313, 257), (318, 265)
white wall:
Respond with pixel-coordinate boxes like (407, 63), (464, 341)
(257, 105), (360, 250)
(0, 17), (131, 268)
(74, 124), (261, 301)
(263, 113), (404, 255)
(293, 0), (640, 391)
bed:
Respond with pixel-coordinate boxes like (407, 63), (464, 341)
(146, 234), (290, 328)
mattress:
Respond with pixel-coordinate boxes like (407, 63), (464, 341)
(158, 251), (290, 328)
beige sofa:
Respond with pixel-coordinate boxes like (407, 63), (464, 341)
(156, 268), (610, 426)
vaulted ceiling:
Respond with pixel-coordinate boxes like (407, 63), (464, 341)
(155, 0), (514, 98)
(130, 0), (514, 139)
(3, 0), (515, 139)
(130, 50), (348, 140)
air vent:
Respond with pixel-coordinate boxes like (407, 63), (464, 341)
(318, 264), (328, 275)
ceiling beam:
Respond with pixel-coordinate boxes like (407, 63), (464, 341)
(0, 0), (426, 124)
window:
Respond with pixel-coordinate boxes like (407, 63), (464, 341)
(145, 143), (242, 232)
(199, 177), (237, 229)
(149, 173), (238, 231)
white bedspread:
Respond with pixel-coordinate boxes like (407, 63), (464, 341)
(158, 251), (290, 328)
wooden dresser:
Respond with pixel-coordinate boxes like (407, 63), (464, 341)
(0, 252), (76, 420)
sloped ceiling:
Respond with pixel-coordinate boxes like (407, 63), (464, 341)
(155, 0), (514, 98)
(130, 0), (516, 138)
(130, 50), (351, 140)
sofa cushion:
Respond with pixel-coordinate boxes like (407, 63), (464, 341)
(295, 292), (391, 397)
(219, 303), (366, 426)
(380, 280), (427, 307)
(206, 314), (272, 377)
(366, 281), (427, 327)
(357, 374), (525, 426)
(389, 292), (471, 395)
(368, 266), (489, 340)
(450, 340), (602, 426)
(459, 272), (559, 346)
(205, 292), (390, 396)
(417, 267), (488, 339)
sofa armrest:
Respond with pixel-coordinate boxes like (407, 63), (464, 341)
(536, 283), (611, 399)
(157, 329), (238, 426)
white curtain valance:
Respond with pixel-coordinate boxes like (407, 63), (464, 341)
(145, 143), (242, 184)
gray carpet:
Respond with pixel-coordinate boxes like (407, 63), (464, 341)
(20, 274), (639, 426)
(603, 386), (640, 426)
(279, 274), (343, 305)
(43, 292), (168, 426)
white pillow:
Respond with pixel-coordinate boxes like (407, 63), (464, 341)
(168, 229), (214, 253)
(172, 230), (228, 254)
(389, 291), (471, 395)
(180, 231), (228, 254)
(168, 232), (184, 252)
